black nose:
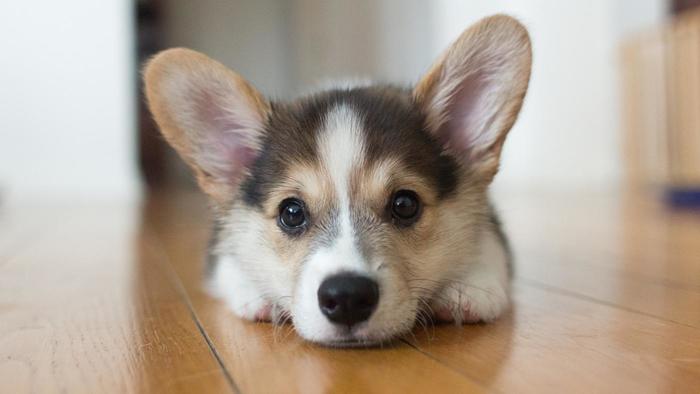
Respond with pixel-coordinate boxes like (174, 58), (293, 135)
(317, 273), (379, 326)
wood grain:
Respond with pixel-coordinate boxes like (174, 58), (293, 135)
(407, 283), (700, 393)
(0, 203), (233, 393)
(2, 188), (700, 393)
(496, 190), (700, 328)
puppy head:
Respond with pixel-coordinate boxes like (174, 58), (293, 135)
(144, 15), (531, 346)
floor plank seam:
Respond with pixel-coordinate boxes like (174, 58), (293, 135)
(184, 296), (242, 394)
(515, 277), (700, 330)
(399, 338), (495, 392)
(146, 229), (242, 394)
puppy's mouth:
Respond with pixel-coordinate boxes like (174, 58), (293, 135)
(316, 333), (397, 348)
(307, 323), (406, 348)
(323, 339), (383, 348)
(305, 324), (367, 347)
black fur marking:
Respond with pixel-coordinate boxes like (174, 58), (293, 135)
(343, 85), (459, 199)
(240, 85), (459, 208)
(240, 100), (324, 207)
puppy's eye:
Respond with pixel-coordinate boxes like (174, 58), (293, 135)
(278, 198), (307, 233)
(390, 190), (421, 225)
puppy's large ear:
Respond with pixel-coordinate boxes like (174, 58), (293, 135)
(414, 15), (531, 180)
(144, 48), (269, 204)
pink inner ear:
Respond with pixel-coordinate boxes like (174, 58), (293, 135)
(438, 69), (500, 158)
(224, 141), (258, 180)
(194, 88), (261, 183)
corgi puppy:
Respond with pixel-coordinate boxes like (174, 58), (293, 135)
(144, 15), (531, 346)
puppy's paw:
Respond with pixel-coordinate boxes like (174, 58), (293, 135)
(430, 227), (511, 324)
(430, 281), (509, 324)
(221, 275), (273, 321)
(230, 296), (273, 322)
(209, 256), (272, 322)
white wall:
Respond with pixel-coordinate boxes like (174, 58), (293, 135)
(164, 0), (434, 98)
(431, 0), (667, 189)
(0, 1), (138, 203)
(289, 0), (433, 92)
(0, 1), (666, 205)
(163, 0), (293, 98)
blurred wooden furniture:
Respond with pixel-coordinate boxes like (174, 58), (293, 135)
(674, 0), (700, 14)
(621, 8), (700, 193)
(1, 189), (700, 393)
(137, 0), (171, 188)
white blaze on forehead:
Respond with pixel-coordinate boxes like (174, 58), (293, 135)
(318, 105), (365, 199)
(317, 105), (367, 271)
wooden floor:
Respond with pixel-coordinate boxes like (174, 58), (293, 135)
(1, 188), (700, 393)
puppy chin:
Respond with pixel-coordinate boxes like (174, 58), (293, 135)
(293, 318), (412, 348)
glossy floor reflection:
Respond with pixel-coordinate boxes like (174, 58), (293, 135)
(1, 189), (699, 393)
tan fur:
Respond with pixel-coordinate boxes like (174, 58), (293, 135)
(255, 154), (464, 280)
(342, 157), (484, 281)
(143, 48), (270, 204)
(381, 172), (487, 295)
(350, 158), (441, 213)
(259, 162), (335, 271)
(261, 163), (334, 219)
